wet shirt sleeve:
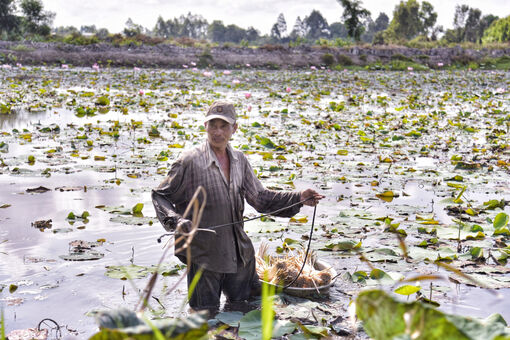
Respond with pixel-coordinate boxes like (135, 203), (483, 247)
(151, 158), (186, 231)
(241, 155), (302, 217)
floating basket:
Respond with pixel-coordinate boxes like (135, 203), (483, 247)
(259, 259), (337, 298)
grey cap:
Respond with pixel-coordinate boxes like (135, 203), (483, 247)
(205, 101), (236, 124)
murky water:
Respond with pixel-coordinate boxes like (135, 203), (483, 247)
(1, 67), (509, 338)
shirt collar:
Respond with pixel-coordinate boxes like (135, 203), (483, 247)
(204, 141), (239, 168)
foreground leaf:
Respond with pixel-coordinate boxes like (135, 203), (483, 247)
(90, 308), (208, 339)
(356, 289), (510, 340)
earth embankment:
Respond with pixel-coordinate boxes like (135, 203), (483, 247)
(0, 41), (508, 68)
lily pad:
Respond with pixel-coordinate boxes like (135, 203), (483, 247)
(356, 289), (510, 340)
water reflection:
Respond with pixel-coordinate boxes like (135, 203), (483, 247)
(0, 109), (49, 130)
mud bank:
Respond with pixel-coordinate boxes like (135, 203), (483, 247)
(0, 41), (509, 69)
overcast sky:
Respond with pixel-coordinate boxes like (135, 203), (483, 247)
(43, 0), (510, 35)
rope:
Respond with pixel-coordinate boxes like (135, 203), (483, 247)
(283, 204), (316, 289)
(157, 197), (313, 243)
(156, 197), (320, 290)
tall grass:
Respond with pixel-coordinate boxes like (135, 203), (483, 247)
(1, 310), (5, 340)
(261, 275), (276, 340)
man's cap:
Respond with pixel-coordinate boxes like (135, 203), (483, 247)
(205, 101), (236, 124)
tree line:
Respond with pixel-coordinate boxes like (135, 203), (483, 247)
(0, 0), (509, 45)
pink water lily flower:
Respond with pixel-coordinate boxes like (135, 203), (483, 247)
(192, 67), (198, 71)
(407, 66), (413, 71)
(92, 63), (100, 71)
(495, 88), (506, 94)
(232, 79), (240, 85)
(139, 90), (144, 96)
(285, 87), (291, 93)
(16, 63), (22, 68)
(245, 63), (251, 67)
(182, 64), (188, 68)
(223, 70), (231, 75)
(310, 66), (317, 70)
(247, 105), (252, 112)
(133, 67), (140, 71)
(190, 62), (196, 66)
(203, 71), (213, 77)
(1, 64), (12, 69)
(245, 93), (251, 99)
(61, 64), (69, 69)
(437, 62), (443, 67)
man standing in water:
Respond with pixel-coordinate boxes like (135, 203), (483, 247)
(152, 101), (323, 311)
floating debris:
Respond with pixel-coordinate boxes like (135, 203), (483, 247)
(31, 219), (52, 230)
(26, 186), (51, 193)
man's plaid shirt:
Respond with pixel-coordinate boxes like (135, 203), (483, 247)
(152, 141), (302, 273)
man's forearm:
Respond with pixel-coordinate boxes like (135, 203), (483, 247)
(152, 189), (182, 231)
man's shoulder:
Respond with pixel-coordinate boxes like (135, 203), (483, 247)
(176, 143), (207, 166)
(229, 147), (248, 162)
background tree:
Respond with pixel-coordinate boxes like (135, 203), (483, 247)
(329, 22), (348, 38)
(482, 15), (510, 43)
(361, 12), (389, 43)
(80, 25), (97, 35)
(208, 20), (226, 42)
(303, 10), (330, 40)
(95, 27), (109, 40)
(245, 27), (260, 42)
(153, 13), (208, 39)
(53, 26), (78, 36)
(374, 12), (389, 32)
(0, 0), (19, 38)
(384, 0), (437, 41)
(124, 18), (144, 37)
(20, 0), (54, 36)
(289, 16), (306, 39)
(338, 0), (371, 41)
(419, 1), (437, 36)
(443, 5), (498, 43)
(223, 24), (246, 43)
(270, 13), (287, 41)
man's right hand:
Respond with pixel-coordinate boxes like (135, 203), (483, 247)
(176, 219), (193, 233)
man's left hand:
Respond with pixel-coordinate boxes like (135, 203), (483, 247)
(300, 189), (324, 206)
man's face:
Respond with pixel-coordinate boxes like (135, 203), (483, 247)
(205, 118), (237, 150)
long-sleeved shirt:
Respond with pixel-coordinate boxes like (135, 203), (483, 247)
(152, 141), (302, 273)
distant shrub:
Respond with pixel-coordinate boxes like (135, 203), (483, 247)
(372, 31), (385, 45)
(11, 44), (34, 52)
(333, 38), (351, 47)
(497, 55), (510, 63)
(63, 32), (99, 45)
(321, 53), (335, 66)
(198, 49), (213, 67)
(260, 44), (285, 51)
(482, 16), (510, 43)
(264, 62), (280, 70)
(336, 54), (353, 66)
(451, 53), (476, 66)
(221, 42), (236, 49)
(359, 54), (367, 63)
(174, 36), (199, 47)
(479, 58), (496, 69)
(131, 34), (164, 45)
(391, 53), (413, 62)
(468, 61), (479, 70)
